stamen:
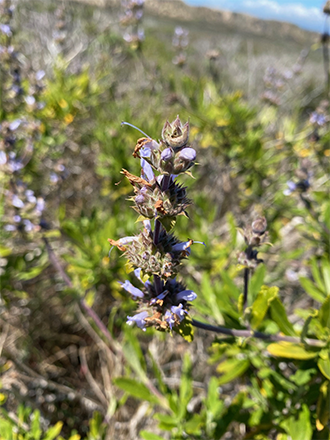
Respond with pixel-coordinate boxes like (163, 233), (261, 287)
(121, 121), (151, 139)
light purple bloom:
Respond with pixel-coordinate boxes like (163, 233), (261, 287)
(283, 181), (296, 196)
(164, 310), (175, 329)
(12, 195), (24, 208)
(143, 219), (151, 232)
(25, 96), (36, 106)
(36, 70), (46, 81)
(0, 151), (7, 165)
(13, 215), (21, 222)
(127, 311), (148, 330)
(175, 290), (197, 302)
(141, 158), (154, 182)
(161, 147), (174, 162)
(309, 112), (326, 126)
(5, 225), (16, 232)
(150, 290), (169, 304)
(135, 194), (145, 204)
(119, 280), (144, 298)
(23, 219), (33, 232)
(0, 24), (11, 36)
(171, 304), (187, 321)
(35, 198), (45, 214)
(178, 148), (196, 161)
(9, 120), (21, 131)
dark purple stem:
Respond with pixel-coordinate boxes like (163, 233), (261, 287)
(153, 174), (172, 295)
(191, 319), (325, 347)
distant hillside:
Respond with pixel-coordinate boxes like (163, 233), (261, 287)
(73, 0), (319, 45)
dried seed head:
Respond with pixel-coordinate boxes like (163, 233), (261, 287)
(162, 116), (190, 149)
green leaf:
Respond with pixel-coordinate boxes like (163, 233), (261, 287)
(321, 259), (330, 294)
(250, 285), (278, 329)
(17, 264), (48, 281)
(31, 410), (41, 440)
(280, 404), (312, 440)
(270, 297), (296, 336)
(299, 277), (326, 302)
(113, 378), (157, 403)
(205, 376), (225, 418)
(317, 381), (330, 430)
(43, 422), (63, 440)
(140, 431), (164, 440)
(267, 342), (317, 360)
(154, 413), (178, 430)
(318, 353), (330, 380)
(175, 316), (194, 342)
(319, 296), (330, 328)
(217, 358), (250, 385)
(249, 265), (266, 303)
(0, 246), (12, 257)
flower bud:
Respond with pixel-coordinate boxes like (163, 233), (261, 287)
(173, 147), (196, 173)
(252, 217), (267, 235)
(161, 147), (174, 162)
(162, 116), (189, 149)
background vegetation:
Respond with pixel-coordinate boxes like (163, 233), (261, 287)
(0, 0), (329, 439)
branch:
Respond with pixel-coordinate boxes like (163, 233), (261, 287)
(191, 319), (326, 348)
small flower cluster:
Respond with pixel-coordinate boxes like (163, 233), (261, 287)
(120, 0), (145, 49)
(0, 1), (50, 236)
(3, 184), (45, 234)
(284, 159), (312, 196)
(238, 217), (269, 269)
(261, 50), (308, 106)
(109, 117), (202, 334)
(172, 26), (189, 67)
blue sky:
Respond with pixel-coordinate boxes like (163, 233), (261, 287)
(185, 0), (327, 32)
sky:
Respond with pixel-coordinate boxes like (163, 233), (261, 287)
(185, 0), (327, 32)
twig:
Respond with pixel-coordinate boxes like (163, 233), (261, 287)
(191, 319), (326, 348)
(43, 236), (168, 407)
(79, 346), (109, 408)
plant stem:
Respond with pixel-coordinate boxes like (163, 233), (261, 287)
(243, 267), (249, 311)
(191, 319), (325, 348)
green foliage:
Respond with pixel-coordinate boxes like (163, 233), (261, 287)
(1, 1), (329, 439)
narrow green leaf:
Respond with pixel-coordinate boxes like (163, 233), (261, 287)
(270, 297), (296, 336)
(249, 265), (266, 303)
(319, 296), (330, 328)
(318, 354), (330, 380)
(299, 277), (326, 302)
(251, 285), (278, 329)
(321, 259), (330, 294)
(217, 358), (250, 385)
(311, 258), (326, 292)
(43, 422), (63, 440)
(113, 377), (157, 403)
(317, 381), (330, 430)
(267, 342), (317, 360)
(140, 431), (164, 440)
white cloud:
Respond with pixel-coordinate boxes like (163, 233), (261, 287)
(242, 0), (322, 20)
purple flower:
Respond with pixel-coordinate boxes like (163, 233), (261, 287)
(283, 181), (297, 196)
(141, 158), (154, 182)
(36, 70), (45, 81)
(164, 310), (175, 329)
(171, 304), (187, 321)
(0, 24), (12, 36)
(12, 195), (24, 208)
(127, 311), (148, 330)
(119, 280), (144, 298)
(161, 147), (174, 162)
(9, 120), (21, 131)
(0, 151), (7, 165)
(309, 112), (326, 126)
(175, 290), (197, 302)
(178, 148), (196, 161)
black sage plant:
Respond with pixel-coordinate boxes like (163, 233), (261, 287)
(109, 116), (204, 339)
